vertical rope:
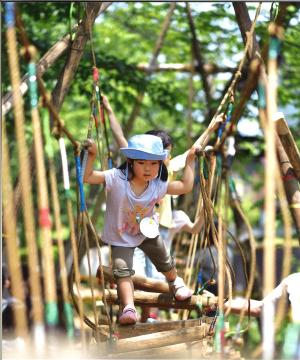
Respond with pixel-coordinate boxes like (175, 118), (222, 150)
(4, 3), (45, 348)
(2, 118), (29, 342)
(28, 52), (59, 329)
(59, 138), (86, 347)
(42, 110), (74, 338)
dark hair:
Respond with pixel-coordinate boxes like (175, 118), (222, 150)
(118, 159), (168, 182)
(146, 129), (173, 149)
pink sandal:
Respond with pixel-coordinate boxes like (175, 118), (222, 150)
(169, 277), (193, 301)
(119, 304), (138, 325)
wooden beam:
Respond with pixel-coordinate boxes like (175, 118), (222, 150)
(2, 31), (73, 115)
(51, 2), (112, 112)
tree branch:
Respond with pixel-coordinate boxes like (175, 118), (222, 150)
(51, 2), (112, 113)
(124, 2), (177, 136)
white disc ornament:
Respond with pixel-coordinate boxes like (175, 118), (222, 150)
(139, 217), (159, 238)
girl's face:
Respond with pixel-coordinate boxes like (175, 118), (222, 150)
(132, 160), (160, 182)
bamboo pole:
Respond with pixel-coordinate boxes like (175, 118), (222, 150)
(5, 3), (45, 346)
(2, 119), (29, 341)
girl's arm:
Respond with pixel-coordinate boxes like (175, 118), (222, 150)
(169, 113), (224, 172)
(102, 95), (128, 148)
(167, 147), (198, 195)
(83, 140), (106, 184)
(181, 208), (204, 234)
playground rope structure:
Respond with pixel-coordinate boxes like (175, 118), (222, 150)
(3, 2), (297, 357)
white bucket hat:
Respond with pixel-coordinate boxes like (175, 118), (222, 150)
(120, 134), (168, 160)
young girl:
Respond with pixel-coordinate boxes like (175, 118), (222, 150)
(84, 134), (198, 325)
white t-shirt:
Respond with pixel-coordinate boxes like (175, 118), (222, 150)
(102, 168), (168, 247)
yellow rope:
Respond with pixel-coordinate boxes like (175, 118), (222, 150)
(6, 14), (44, 333)
(2, 118), (29, 340)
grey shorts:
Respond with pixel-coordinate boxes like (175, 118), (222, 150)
(111, 236), (175, 279)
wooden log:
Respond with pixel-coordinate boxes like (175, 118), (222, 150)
(96, 265), (170, 293)
(104, 289), (217, 310)
(273, 112), (300, 180)
(76, 286), (217, 311)
(109, 324), (208, 354)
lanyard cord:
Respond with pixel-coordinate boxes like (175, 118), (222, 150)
(125, 163), (162, 222)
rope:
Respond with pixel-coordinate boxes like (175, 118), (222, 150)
(4, 3), (45, 346)
(26, 45), (59, 328)
(59, 137), (87, 347)
(214, 2), (262, 150)
(42, 110), (75, 338)
(2, 118), (29, 341)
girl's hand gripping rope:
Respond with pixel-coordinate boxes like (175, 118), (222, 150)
(84, 139), (97, 156)
(210, 113), (226, 132)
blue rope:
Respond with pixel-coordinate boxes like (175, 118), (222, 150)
(75, 156), (86, 212)
(4, 3), (15, 28)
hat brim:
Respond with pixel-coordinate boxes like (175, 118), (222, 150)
(120, 148), (168, 160)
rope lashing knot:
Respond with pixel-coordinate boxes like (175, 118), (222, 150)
(20, 44), (38, 63)
(195, 147), (205, 158)
(268, 23), (283, 60)
(28, 62), (38, 108)
(196, 295), (203, 312)
(106, 334), (118, 352)
(39, 208), (52, 228)
(93, 66), (99, 82)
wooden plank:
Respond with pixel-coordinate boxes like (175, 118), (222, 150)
(109, 324), (208, 354)
(113, 338), (214, 358)
(114, 316), (214, 339)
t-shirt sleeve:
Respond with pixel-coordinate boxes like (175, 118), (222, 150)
(103, 168), (119, 191)
(169, 153), (187, 172)
(158, 179), (168, 199)
(171, 210), (191, 233)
